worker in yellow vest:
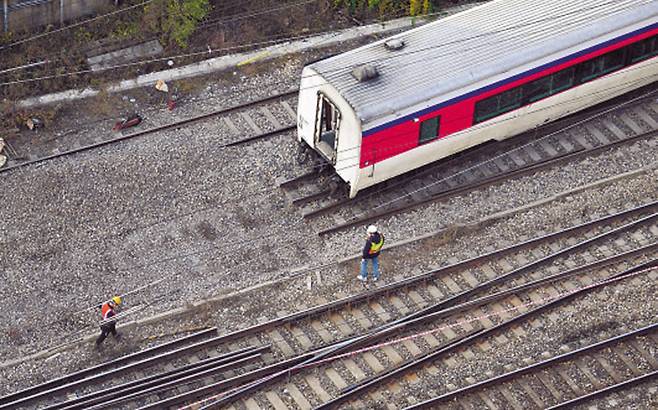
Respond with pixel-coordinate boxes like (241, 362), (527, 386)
(358, 225), (384, 282)
(96, 296), (122, 346)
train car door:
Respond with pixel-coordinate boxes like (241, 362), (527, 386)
(314, 93), (341, 164)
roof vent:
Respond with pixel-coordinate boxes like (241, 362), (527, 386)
(384, 39), (405, 51)
(351, 64), (379, 82)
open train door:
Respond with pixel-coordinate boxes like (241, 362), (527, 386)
(314, 93), (341, 164)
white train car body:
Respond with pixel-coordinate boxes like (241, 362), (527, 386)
(297, 0), (658, 197)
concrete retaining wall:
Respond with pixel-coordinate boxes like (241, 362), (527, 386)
(3, 0), (109, 34)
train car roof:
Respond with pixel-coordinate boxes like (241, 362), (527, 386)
(307, 0), (658, 126)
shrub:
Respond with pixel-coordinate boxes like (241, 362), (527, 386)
(144, 0), (211, 48)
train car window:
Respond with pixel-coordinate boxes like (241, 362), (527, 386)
(602, 48), (626, 73)
(474, 97), (498, 123)
(499, 88), (522, 111)
(473, 34), (655, 127)
(551, 67), (575, 93)
(630, 35), (658, 63)
(579, 56), (606, 82)
(419, 116), (440, 144)
(524, 76), (551, 103)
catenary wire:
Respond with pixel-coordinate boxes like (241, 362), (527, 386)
(8, 65), (657, 285)
(0, 0), (154, 51)
(3, 1), (653, 162)
(10, 38), (652, 163)
(0, 0), (325, 73)
(0, 0), (648, 86)
(183, 267), (658, 409)
(67, 73), (658, 317)
(0, 0), (319, 52)
(6, 0), (656, 352)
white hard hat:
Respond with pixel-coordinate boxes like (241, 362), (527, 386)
(367, 225), (378, 234)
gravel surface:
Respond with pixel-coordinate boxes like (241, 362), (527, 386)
(1, 163), (655, 396)
(1, 14), (657, 399)
(380, 272), (658, 408)
(573, 378), (658, 409)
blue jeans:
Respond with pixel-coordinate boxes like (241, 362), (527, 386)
(360, 257), (380, 280)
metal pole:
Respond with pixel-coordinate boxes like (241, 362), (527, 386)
(59, 0), (63, 26)
(3, 0), (8, 33)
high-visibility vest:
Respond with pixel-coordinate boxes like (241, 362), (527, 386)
(369, 235), (384, 254)
(101, 303), (115, 320)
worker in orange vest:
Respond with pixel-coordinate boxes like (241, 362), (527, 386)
(96, 296), (122, 346)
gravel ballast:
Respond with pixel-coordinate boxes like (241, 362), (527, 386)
(1, 19), (657, 399)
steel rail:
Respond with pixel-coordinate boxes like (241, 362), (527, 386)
(305, 211), (658, 369)
(136, 349), (330, 410)
(291, 187), (334, 206)
(84, 353), (264, 410)
(301, 86), (650, 220)
(183, 201), (655, 356)
(221, 124), (296, 147)
(336, 327), (486, 394)
(397, 211), (658, 324)
(404, 322), (658, 409)
(45, 344), (270, 410)
(316, 129), (657, 235)
(0, 328), (238, 409)
(402, 244), (657, 329)
(314, 256), (658, 409)
(546, 370), (658, 410)
(206, 219), (657, 409)
(26, 205), (650, 410)
(277, 168), (323, 188)
(233, 255), (657, 410)
(0, 89), (298, 174)
(301, 141), (501, 219)
(0, 326), (217, 406)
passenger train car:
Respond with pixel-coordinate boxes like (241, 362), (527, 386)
(297, 0), (658, 198)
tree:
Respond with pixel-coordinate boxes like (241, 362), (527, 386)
(144, 0), (210, 48)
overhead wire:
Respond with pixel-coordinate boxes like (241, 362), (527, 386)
(2, 0), (652, 176)
(311, 0), (652, 80)
(6, 0), (656, 352)
(0, 32), (324, 86)
(0, 0), (648, 86)
(302, 65), (658, 174)
(66, 73), (658, 319)
(5, 6), (656, 259)
(0, 0), (323, 75)
(10, 26), (652, 167)
(0, 0), (154, 51)
(196, 0), (320, 29)
(0, 0), (316, 53)
(10, 52), (657, 294)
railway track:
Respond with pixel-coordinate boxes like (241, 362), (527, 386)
(0, 89), (299, 174)
(4, 200), (656, 409)
(204, 209), (657, 409)
(404, 323), (657, 409)
(288, 89), (658, 236)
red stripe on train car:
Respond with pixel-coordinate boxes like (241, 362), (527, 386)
(359, 27), (658, 168)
